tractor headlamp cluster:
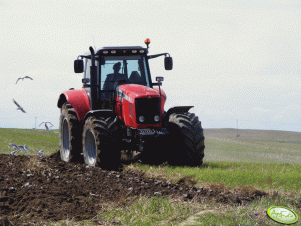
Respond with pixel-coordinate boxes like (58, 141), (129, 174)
(138, 115), (160, 123)
(102, 49), (145, 55)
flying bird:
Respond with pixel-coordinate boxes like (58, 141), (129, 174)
(12, 99), (26, 113)
(16, 76), (34, 84)
(39, 122), (54, 132)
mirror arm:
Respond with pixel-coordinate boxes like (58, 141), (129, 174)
(147, 53), (169, 59)
(78, 55), (94, 60)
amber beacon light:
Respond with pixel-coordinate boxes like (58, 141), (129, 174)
(144, 38), (150, 48)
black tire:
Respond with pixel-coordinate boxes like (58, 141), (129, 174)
(82, 116), (121, 170)
(167, 112), (205, 166)
(59, 103), (82, 162)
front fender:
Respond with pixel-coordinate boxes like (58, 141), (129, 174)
(57, 88), (91, 121)
(162, 106), (194, 126)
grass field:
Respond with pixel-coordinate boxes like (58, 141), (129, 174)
(203, 128), (301, 164)
(0, 128), (59, 155)
(1, 127), (300, 225)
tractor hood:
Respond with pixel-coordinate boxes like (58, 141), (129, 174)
(117, 84), (166, 101)
(115, 84), (166, 128)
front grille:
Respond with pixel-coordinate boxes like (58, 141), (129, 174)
(135, 98), (160, 124)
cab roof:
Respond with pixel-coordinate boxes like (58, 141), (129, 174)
(81, 46), (148, 57)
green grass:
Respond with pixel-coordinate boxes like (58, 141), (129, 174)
(0, 128), (59, 156)
(98, 196), (194, 225)
(133, 161), (301, 193)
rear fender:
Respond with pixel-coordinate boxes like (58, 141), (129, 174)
(57, 88), (90, 121)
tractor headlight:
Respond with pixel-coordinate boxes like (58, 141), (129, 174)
(138, 116), (145, 123)
(154, 115), (160, 122)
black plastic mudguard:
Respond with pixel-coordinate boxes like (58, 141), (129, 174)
(163, 106), (194, 124)
(83, 110), (114, 122)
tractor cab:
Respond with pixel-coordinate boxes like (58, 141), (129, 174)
(83, 46), (151, 88)
(77, 46), (151, 110)
(74, 40), (172, 111)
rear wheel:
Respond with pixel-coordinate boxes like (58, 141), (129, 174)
(82, 116), (121, 170)
(167, 112), (205, 166)
(59, 103), (82, 162)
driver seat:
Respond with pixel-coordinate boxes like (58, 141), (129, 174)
(129, 71), (142, 85)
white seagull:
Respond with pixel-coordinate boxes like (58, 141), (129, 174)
(16, 76), (34, 84)
(39, 122), (54, 132)
(12, 99), (26, 113)
(18, 145), (29, 153)
(38, 150), (44, 157)
(9, 151), (18, 155)
(24, 144), (30, 153)
(9, 143), (21, 151)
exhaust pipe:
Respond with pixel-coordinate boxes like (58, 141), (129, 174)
(89, 46), (97, 110)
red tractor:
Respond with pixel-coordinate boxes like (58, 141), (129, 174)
(57, 39), (205, 170)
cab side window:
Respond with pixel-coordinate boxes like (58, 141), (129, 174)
(84, 59), (91, 85)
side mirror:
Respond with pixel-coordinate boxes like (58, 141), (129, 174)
(164, 56), (173, 70)
(74, 60), (84, 73)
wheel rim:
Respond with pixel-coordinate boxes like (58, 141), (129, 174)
(85, 129), (96, 166)
(62, 118), (70, 161)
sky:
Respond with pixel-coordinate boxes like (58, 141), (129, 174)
(0, 0), (300, 132)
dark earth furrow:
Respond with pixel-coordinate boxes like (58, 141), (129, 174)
(0, 152), (269, 225)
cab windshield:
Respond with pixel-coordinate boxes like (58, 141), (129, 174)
(99, 55), (151, 91)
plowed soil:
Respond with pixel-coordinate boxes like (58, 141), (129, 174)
(0, 152), (268, 225)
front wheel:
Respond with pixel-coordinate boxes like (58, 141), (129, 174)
(167, 112), (205, 166)
(82, 116), (121, 170)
